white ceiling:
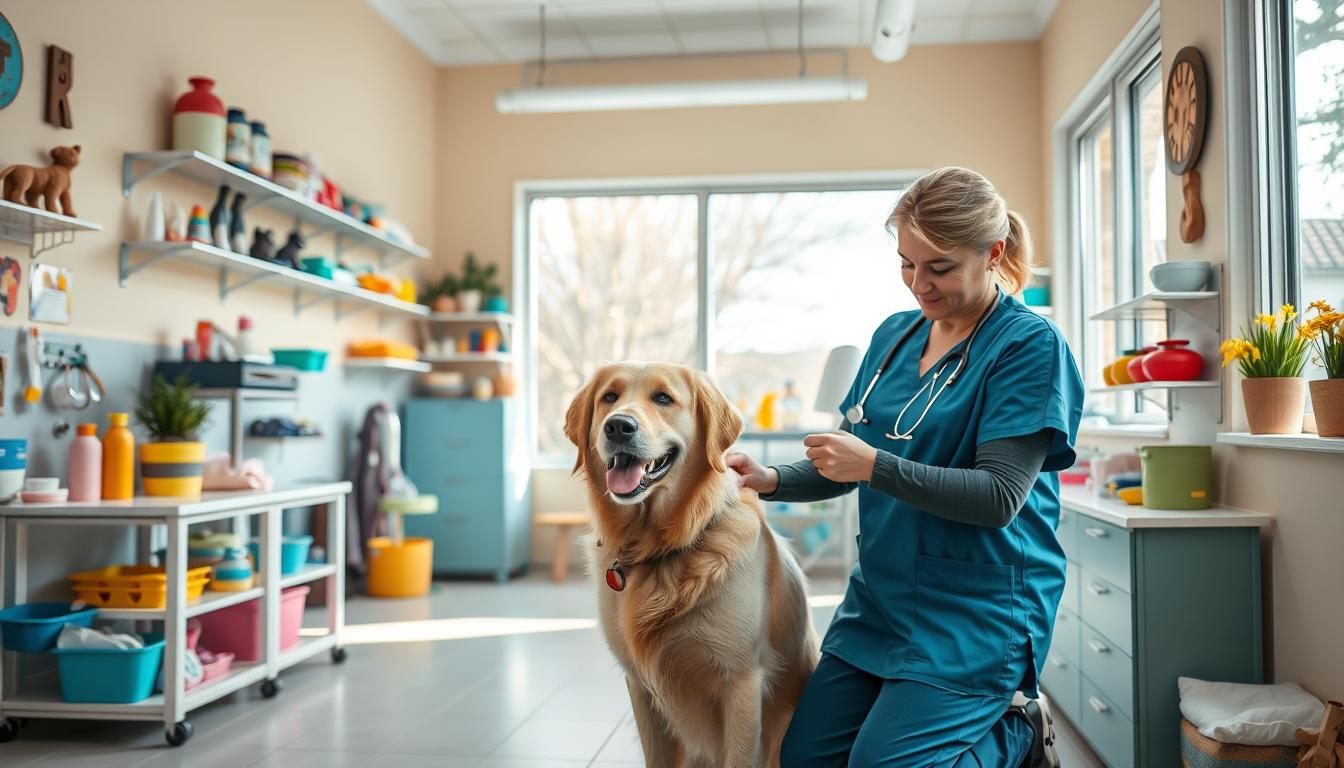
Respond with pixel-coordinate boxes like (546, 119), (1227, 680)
(367, 0), (1061, 67)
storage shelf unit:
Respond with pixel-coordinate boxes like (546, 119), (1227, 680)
(420, 352), (512, 364)
(0, 200), (103, 257)
(121, 151), (428, 265)
(345, 357), (431, 373)
(0, 484), (349, 745)
(1216, 432), (1344, 454)
(1089, 290), (1220, 322)
(118, 241), (428, 322)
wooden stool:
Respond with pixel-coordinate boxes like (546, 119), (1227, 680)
(534, 511), (591, 582)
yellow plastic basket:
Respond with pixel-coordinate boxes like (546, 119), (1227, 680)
(69, 565), (213, 609)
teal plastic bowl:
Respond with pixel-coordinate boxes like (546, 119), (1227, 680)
(271, 349), (328, 372)
(53, 634), (165, 703)
(248, 534), (313, 575)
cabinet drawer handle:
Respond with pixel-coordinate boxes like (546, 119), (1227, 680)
(1050, 656), (1068, 669)
(1088, 696), (1111, 714)
(1084, 527), (1109, 539)
(1087, 582), (1110, 596)
(1087, 639), (1111, 654)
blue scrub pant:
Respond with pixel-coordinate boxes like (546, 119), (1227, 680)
(780, 653), (1033, 768)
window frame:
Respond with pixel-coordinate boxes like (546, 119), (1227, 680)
(515, 172), (922, 468)
(1055, 5), (1163, 424)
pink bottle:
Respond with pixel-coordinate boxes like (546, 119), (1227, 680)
(68, 423), (102, 502)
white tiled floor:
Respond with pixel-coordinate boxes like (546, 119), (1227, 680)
(2, 573), (1104, 767)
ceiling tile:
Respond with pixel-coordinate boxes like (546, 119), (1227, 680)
(676, 26), (771, 54)
(585, 30), (683, 56)
(913, 0), (973, 16)
(962, 14), (1038, 41)
(909, 16), (966, 44)
(493, 34), (593, 60)
(412, 10), (475, 39)
(970, 0), (1037, 14)
(392, 0), (447, 11)
(432, 38), (501, 65)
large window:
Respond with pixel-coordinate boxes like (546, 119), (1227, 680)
(527, 184), (911, 461)
(1065, 25), (1164, 423)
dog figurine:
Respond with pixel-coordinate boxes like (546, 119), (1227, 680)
(0, 145), (82, 217)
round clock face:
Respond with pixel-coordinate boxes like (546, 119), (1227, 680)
(1164, 46), (1207, 175)
(0, 12), (21, 110)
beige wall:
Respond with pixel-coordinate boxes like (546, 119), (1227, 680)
(434, 42), (1044, 287)
(432, 43), (1048, 563)
(0, 0), (435, 349)
(1038, 0), (1153, 263)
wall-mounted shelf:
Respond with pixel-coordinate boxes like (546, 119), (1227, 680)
(422, 352), (511, 364)
(0, 200), (103, 258)
(119, 241), (428, 322)
(345, 357), (431, 373)
(122, 151), (427, 266)
(1089, 381), (1220, 394)
(426, 312), (513, 324)
(195, 387), (299, 401)
(1216, 432), (1344, 454)
(1090, 290), (1220, 321)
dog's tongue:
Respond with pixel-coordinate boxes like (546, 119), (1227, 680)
(606, 454), (645, 495)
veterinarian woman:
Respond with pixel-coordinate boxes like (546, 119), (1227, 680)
(729, 167), (1083, 768)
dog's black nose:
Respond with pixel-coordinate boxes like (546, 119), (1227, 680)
(604, 414), (639, 441)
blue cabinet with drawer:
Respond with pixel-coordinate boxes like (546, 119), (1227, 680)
(402, 398), (531, 582)
(1042, 503), (1264, 768)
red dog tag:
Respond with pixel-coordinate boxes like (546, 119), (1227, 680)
(605, 562), (626, 592)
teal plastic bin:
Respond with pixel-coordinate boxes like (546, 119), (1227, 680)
(52, 634), (165, 703)
(0, 603), (99, 652)
(271, 349), (328, 372)
(248, 534), (313, 575)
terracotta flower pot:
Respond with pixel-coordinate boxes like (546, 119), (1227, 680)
(1309, 379), (1344, 438)
(431, 295), (457, 313)
(1241, 377), (1306, 435)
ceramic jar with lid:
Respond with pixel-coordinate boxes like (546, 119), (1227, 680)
(173, 76), (226, 159)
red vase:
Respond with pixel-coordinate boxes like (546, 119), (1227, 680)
(1126, 346), (1157, 383)
(1141, 339), (1204, 381)
(173, 76), (227, 159)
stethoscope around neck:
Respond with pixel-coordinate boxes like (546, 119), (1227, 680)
(845, 291), (1001, 440)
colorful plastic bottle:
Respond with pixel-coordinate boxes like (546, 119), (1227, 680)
(101, 413), (135, 500)
(68, 423), (102, 502)
(225, 108), (251, 171)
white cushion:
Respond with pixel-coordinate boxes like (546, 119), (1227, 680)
(1179, 676), (1325, 747)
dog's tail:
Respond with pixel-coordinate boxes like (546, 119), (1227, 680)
(0, 165), (15, 184)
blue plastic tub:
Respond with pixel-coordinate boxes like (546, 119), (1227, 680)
(248, 534), (313, 576)
(271, 349), (328, 372)
(52, 633), (165, 704)
(0, 603), (99, 652)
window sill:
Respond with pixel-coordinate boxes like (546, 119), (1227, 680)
(1078, 424), (1169, 440)
(1215, 433), (1344, 454)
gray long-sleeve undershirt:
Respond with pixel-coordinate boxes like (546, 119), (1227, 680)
(759, 428), (1052, 529)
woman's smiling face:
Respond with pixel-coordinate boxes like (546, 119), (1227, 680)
(897, 223), (1002, 321)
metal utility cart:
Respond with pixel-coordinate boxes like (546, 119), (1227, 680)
(0, 483), (350, 747)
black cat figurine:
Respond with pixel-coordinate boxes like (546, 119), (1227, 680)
(276, 230), (304, 270)
(229, 192), (248, 254)
(209, 184), (231, 250)
(249, 228), (275, 262)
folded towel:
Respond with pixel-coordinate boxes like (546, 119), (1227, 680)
(56, 624), (144, 650)
(202, 453), (274, 492)
(1179, 676), (1325, 746)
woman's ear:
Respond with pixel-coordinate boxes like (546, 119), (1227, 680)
(986, 239), (1006, 272)
(691, 372), (742, 473)
(563, 378), (596, 475)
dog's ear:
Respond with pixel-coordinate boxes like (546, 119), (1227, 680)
(691, 371), (742, 473)
(563, 376), (597, 475)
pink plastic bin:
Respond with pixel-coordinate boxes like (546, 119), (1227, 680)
(196, 586), (309, 662)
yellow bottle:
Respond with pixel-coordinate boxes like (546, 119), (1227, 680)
(755, 392), (779, 431)
(101, 413), (136, 500)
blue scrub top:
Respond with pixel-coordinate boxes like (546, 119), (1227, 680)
(829, 292), (1085, 699)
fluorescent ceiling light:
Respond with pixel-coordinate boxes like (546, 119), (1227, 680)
(872, 0), (917, 63)
(496, 76), (868, 114)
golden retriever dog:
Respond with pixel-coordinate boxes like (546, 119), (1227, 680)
(565, 362), (819, 768)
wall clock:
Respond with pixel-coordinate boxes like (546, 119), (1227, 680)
(0, 11), (21, 111)
(1164, 46), (1208, 243)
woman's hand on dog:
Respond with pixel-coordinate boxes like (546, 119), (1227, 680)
(726, 452), (780, 494)
(804, 431), (878, 483)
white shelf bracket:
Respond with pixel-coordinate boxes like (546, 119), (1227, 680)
(119, 243), (175, 287)
(122, 154), (190, 198)
(219, 267), (277, 301)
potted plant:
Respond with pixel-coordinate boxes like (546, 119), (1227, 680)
(1220, 304), (1311, 434)
(456, 251), (501, 314)
(1300, 300), (1344, 437)
(423, 272), (459, 313)
(135, 374), (213, 497)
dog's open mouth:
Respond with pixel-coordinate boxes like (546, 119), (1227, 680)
(605, 447), (678, 499)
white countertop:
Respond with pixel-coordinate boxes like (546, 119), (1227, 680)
(1059, 485), (1273, 529)
(0, 482), (351, 519)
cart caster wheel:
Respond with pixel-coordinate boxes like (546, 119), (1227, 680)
(0, 718), (18, 743)
(165, 721), (192, 747)
(331, 647), (347, 664)
(261, 678), (282, 698)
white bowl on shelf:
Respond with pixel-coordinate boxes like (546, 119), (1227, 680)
(1149, 261), (1211, 293)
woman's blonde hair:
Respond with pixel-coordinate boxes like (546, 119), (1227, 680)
(887, 166), (1035, 295)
